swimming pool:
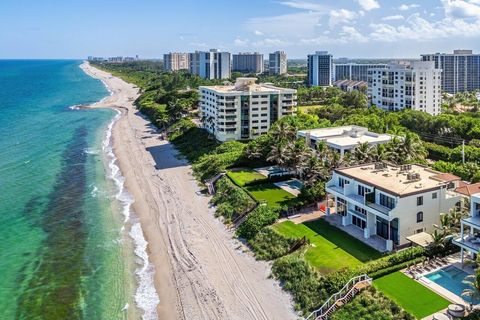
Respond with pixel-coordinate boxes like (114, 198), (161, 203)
(424, 266), (479, 304)
(284, 179), (304, 190)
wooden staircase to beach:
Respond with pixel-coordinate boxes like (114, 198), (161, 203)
(304, 274), (372, 320)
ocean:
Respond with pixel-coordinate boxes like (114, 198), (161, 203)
(0, 60), (154, 319)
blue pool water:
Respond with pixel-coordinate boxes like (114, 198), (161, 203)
(284, 179), (304, 190)
(425, 266), (479, 304)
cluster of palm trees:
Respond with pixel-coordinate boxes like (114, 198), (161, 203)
(345, 132), (428, 166)
(246, 122), (430, 190)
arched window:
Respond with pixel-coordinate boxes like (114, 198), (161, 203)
(417, 212), (423, 223)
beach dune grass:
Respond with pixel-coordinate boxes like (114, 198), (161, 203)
(274, 220), (382, 273)
(227, 169), (268, 187)
(373, 272), (451, 319)
(245, 183), (297, 208)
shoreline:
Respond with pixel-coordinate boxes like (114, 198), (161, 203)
(80, 61), (296, 320)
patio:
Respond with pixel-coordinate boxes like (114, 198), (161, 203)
(325, 214), (389, 252)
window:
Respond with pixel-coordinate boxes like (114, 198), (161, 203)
(358, 185), (371, 196)
(379, 193), (395, 209)
(417, 196), (423, 206)
(432, 192), (437, 199)
(339, 177), (348, 188)
(417, 211), (423, 223)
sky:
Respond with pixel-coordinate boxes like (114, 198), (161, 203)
(1, 0), (480, 59)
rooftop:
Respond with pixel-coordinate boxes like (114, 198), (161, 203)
(298, 126), (392, 149)
(200, 77), (295, 94)
(335, 163), (461, 197)
(455, 182), (480, 197)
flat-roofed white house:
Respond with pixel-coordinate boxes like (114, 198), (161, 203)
(297, 126), (392, 157)
(326, 163), (463, 252)
(454, 192), (480, 262)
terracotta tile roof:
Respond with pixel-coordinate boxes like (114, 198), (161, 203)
(431, 172), (461, 182)
(455, 182), (480, 196)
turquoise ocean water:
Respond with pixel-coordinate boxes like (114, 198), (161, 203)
(0, 60), (152, 319)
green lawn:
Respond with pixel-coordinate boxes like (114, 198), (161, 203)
(245, 183), (297, 208)
(273, 220), (382, 273)
(227, 169), (267, 187)
(374, 272), (451, 319)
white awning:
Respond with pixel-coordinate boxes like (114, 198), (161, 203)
(406, 232), (434, 247)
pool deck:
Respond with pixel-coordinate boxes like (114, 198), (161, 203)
(401, 253), (476, 319)
(274, 179), (303, 196)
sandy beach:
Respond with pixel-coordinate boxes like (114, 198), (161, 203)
(80, 62), (296, 320)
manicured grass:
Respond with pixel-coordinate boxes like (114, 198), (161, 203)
(374, 272), (451, 319)
(227, 169), (267, 187)
(245, 183), (297, 208)
(273, 220), (382, 273)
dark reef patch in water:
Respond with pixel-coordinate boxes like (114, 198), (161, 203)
(15, 126), (89, 320)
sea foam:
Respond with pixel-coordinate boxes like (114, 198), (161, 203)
(102, 110), (159, 320)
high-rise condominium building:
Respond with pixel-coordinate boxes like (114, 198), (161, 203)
(164, 52), (190, 71)
(307, 51), (334, 86)
(269, 51), (287, 75)
(421, 49), (480, 94)
(232, 53), (264, 74)
(199, 78), (297, 141)
(334, 63), (388, 82)
(189, 49), (231, 80)
(367, 61), (442, 115)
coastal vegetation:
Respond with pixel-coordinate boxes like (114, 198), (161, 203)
(211, 176), (256, 223)
(93, 62), (474, 319)
(330, 287), (415, 320)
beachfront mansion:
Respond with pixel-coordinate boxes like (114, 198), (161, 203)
(326, 163), (463, 252)
(199, 78), (297, 141)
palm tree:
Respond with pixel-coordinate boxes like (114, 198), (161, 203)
(270, 121), (296, 143)
(388, 132), (427, 164)
(285, 140), (312, 177)
(462, 272), (480, 309)
(352, 142), (374, 163)
(371, 144), (390, 163)
(302, 155), (329, 186)
(267, 143), (290, 169)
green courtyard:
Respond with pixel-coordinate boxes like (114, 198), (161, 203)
(274, 219), (382, 273)
(374, 272), (451, 319)
(226, 169), (267, 187)
(245, 183), (297, 209)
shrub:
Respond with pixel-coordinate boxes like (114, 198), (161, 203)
(249, 227), (296, 260)
(330, 287), (414, 320)
(237, 206), (279, 240)
(357, 246), (425, 277)
(271, 254), (328, 313)
(212, 177), (256, 223)
(368, 257), (423, 279)
(424, 142), (452, 161)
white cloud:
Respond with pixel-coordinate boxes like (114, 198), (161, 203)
(355, 0), (380, 11)
(234, 38), (249, 47)
(341, 26), (369, 42)
(370, 13), (480, 42)
(329, 9), (357, 27)
(279, 0), (329, 11)
(398, 3), (420, 10)
(382, 15), (405, 21)
(254, 30), (264, 36)
(245, 11), (326, 37)
(300, 26), (367, 44)
(442, 0), (480, 19)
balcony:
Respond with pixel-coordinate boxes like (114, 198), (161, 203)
(453, 235), (480, 253)
(365, 202), (391, 215)
(327, 185), (345, 195)
(462, 216), (480, 228)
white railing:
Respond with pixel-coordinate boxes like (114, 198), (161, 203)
(305, 274), (372, 320)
